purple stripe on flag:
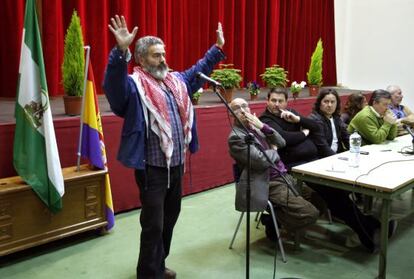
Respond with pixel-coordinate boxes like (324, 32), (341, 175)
(106, 206), (115, 230)
(81, 123), (105, 169)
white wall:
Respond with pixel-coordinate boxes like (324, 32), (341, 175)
(335, 0), (414, 107)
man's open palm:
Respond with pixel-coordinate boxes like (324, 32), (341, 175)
(108, 15), (138, 51)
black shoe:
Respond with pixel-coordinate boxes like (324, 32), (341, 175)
(165, 267), (176, 279)
(260, 213), (271, 226)
(265, 223), (277, 242)
(261, 214), (277, 241)
(363, 220), (397, 254)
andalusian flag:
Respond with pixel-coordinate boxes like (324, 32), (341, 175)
(81, 63), (115, 230)
(14, 0), (64, 213)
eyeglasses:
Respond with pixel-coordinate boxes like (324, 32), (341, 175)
(232, 103), (249, 112)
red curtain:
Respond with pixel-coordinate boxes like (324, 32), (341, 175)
(1, 0), (336, 98)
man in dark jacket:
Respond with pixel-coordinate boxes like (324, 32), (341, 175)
(103, 15), (225, 279)
(228, 98), (318, 234)
(259, 88), (320, 169)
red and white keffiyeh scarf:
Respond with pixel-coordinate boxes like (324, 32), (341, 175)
(131, 66), (193, 168)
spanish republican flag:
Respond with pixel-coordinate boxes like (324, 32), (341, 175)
(81, 63), (114, 230)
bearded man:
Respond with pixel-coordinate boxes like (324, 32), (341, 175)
(103, 15), (225, 279)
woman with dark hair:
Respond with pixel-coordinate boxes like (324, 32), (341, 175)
(341, 92), (367, 125)
(309, 88), (349, 158)
(307, 89), (396, 253)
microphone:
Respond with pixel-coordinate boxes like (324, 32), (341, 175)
(196, 72), (222, 87)
(403, 125), (414, 138)
(402, 125), (414, 155)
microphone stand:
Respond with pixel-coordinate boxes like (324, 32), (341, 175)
(211, 85), (298, 279)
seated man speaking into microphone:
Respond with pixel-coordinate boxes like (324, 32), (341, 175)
(227, 98), (319, 238)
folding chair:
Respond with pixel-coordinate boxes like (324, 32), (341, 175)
(228, 163), (287, 263)
(228, 200), (287, 263)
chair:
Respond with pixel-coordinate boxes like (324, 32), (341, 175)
(228, 164), (287, 263)
(228, 200), (287, 263)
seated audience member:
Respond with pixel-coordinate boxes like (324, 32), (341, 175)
(228, 98), (319, 237)
(309, 88), (349, 158)
(348, 89), (398, 145)
(387, 85), (414, 135)
(307, 89), (397, 252)
(341, 92), (368, 126)
(259, 88), (320, 169)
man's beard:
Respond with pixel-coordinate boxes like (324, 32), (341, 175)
(145, 63), (169, 80)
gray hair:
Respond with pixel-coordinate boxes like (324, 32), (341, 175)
(386, 85), (401, 95)
(134, 36), (165, 63)
(368, 89), (391, 106)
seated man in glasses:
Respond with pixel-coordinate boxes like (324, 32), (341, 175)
(227, 98), (319, 239)
(386, 85), (414, 135)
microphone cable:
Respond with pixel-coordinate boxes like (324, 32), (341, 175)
(348, 158), (414, 255)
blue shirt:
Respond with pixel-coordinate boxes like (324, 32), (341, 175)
(147, 88), (184, 167)
(389, 105), (406, 119)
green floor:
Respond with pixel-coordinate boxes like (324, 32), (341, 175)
(1, 184), (414, 279)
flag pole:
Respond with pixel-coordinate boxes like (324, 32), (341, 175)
(76, 45), (91, 172)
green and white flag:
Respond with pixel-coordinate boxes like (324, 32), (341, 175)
(14, 0), (64, 213)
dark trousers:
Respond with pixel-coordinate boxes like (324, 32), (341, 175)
(134, 165), (183, 279)
(307, 182), (380, 251)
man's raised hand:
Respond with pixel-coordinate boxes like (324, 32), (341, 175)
(216, 22), (225, 48)
(108, 15), (138, 52)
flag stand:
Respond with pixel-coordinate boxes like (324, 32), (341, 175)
(76, 45), (91, 171)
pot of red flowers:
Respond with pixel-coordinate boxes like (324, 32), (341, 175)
(247, 81), (260, 101)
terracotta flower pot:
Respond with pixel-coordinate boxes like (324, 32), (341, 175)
(63, 95), (82, 116)
(250, 94), (258, 101)
(309, 85), (320, 97)
(222, 88), (234, 103)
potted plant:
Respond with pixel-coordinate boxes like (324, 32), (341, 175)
(247, 81), (260, 101)
(290, 81), (306, 100)
(62, 10), (85, 115)
(260, 65), (289, 89)
(306, 38), (323, 97)
(191, 88), (203, 105)
(210, 64), (242, 103)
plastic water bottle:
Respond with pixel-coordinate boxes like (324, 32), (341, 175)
(349, 131), (362, 167)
